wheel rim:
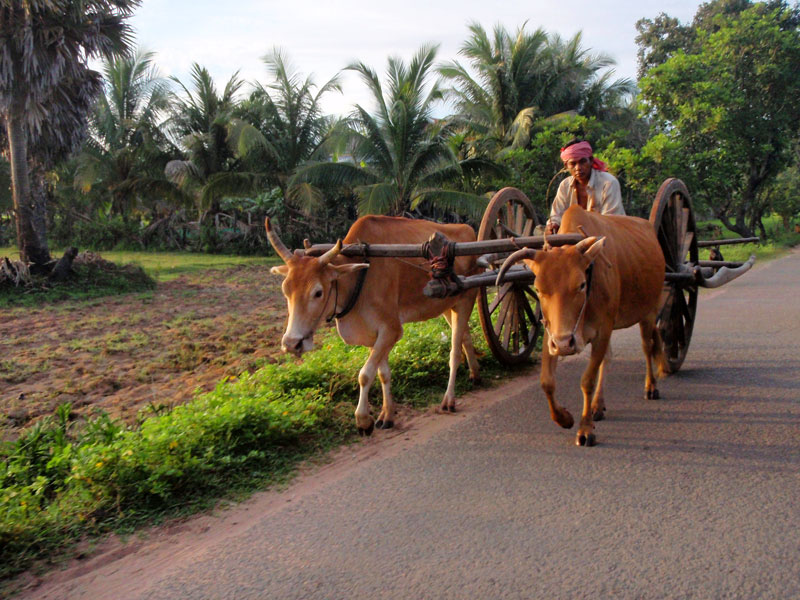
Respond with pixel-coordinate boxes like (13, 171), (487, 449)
(650, 179), (698, 373)
(477, 188), (542, 365)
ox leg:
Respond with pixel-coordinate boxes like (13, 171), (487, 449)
(461, 327), (481, 384)
(375, 357), (395, 429)
(639, 318), (661, 400)
(459, 291), (481, 384)
(355, 329), (401, 435)
(541, 330), (574, 429)
(591, 347), (610, 421)
(577, 335), (610, 447)
(441, 303), (471, 413)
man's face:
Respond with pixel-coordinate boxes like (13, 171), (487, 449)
(565, 156), (592, 185)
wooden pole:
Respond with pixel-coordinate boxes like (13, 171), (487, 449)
(302, 233), (585, 258)
(696, 237), (759, 248)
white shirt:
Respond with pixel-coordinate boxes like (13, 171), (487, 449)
(547, 169), (625, 226)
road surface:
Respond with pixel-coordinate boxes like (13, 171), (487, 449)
(19, 249), (800, 599)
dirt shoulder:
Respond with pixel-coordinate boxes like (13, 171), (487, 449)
(1, 265), (286, 440)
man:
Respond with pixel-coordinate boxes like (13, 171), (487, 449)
(545, 140), (625, 234)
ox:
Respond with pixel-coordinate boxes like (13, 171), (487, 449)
(267, 215), (480, 435)
(497, 205), (667, 446)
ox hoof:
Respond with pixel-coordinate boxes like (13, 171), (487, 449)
(576, 432), (596, 447)
(555, 411), (574, 429)
(358, 423), (374, 437)
(645, 388), (660, 400)
(375, 420), (394, 430)
(592, 409), (605, 422)
(447, 405), (457, 413)
(469, 375), (482, 386)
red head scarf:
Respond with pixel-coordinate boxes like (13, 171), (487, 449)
(559, 141), (608, 172)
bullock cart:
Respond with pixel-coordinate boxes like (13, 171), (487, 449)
(301, 178), (757, 373)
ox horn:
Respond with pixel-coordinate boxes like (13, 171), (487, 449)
(495, 248), (538, 286)
(265, 217), (294, 263)
(318, 239), (342, 266)
(574, 236), (603, 255)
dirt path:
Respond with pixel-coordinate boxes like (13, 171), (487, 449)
(1, 265), (286, 440)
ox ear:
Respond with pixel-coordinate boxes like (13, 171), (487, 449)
(270, 264), (290, 277)
(329, 263), (369, 279)
(579, 236), (606, 264)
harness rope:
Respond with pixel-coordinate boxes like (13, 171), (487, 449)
(542, 261), (595, 344)
(326, 242), (370, 323)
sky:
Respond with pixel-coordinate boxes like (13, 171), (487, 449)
(129, 0), (706, 116)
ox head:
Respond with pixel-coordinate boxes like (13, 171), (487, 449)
(496, 236), (606, 357)
(266, 218), (369, 357)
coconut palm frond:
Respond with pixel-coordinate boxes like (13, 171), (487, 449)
(288, 182), (324, 214)
(355, 182), (400, 216)
(410, 188), (488, 221)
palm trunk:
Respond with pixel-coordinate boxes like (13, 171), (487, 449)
(7, 105), (51, 268)
(29, 163), (51, 257)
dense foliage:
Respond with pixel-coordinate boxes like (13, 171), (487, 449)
(3, 2), (798, 260)
(635, 0), (800, 235)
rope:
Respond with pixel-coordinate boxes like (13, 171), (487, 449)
(327, 242), (370, 322)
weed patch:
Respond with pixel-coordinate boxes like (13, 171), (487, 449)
(0, 309), (518, 582)
(0, 256), (156, 308)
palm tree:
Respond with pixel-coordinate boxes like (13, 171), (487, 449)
(293, 44), (491, 220)
(0, 0), (139, 268)
(438, 22), (550, 150)
(165, 64), (244, 214)
(229, 48), (343, 212)
(440, 23), (635, 152)
(76, 49), (181, 222)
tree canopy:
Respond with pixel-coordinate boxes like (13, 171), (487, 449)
(638, 0), (800, 236)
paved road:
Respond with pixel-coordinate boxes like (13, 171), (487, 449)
(26, 250), (800, 599)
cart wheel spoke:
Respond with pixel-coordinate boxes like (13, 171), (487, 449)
(478, 188), (542, 365)
(488, 283), (514, 314)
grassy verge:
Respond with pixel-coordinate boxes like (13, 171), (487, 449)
(0, 247), (276, 284)
(0, 311), (520, 583)
(0, 256), (156, 308)
(696, 216), (800, 262)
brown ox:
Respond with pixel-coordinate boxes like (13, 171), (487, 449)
(497, 205), (667, 446)
(267, 215), (480, 435)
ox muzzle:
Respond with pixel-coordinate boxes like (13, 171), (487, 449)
(281, 331), (314, 357)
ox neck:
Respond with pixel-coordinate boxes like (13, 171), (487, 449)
(326, 261), (370, 323)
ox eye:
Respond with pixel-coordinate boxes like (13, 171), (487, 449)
(579, 281), (587, 292)
(313, 289), (323, 299)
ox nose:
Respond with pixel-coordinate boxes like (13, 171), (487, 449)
(281, 335), (305, 356)
(549, 334), (577, 356)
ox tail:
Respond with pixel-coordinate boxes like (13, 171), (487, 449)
(651, 327), (669, 379)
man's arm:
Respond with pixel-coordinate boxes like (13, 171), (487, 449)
(547, 178), (572, 233)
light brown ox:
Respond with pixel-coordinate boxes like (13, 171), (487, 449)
(267, 215), (481, 435)
(497, 205), (667, 446)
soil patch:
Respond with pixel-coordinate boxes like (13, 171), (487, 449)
(1, 265), (287, 440)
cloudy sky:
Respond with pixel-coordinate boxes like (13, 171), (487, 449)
(130, 0), (705, 116)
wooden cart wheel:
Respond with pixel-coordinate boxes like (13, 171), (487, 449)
(477, 187), (542, 365)
(649, 178), (698, 374)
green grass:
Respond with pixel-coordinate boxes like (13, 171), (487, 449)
(0, 310), (519, 584)
(0, 259), (157, 308)
(695, 215), (800, 262)
(0, 247), (278, 283)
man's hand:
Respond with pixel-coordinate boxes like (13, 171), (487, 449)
(545, 222), (560, 235)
